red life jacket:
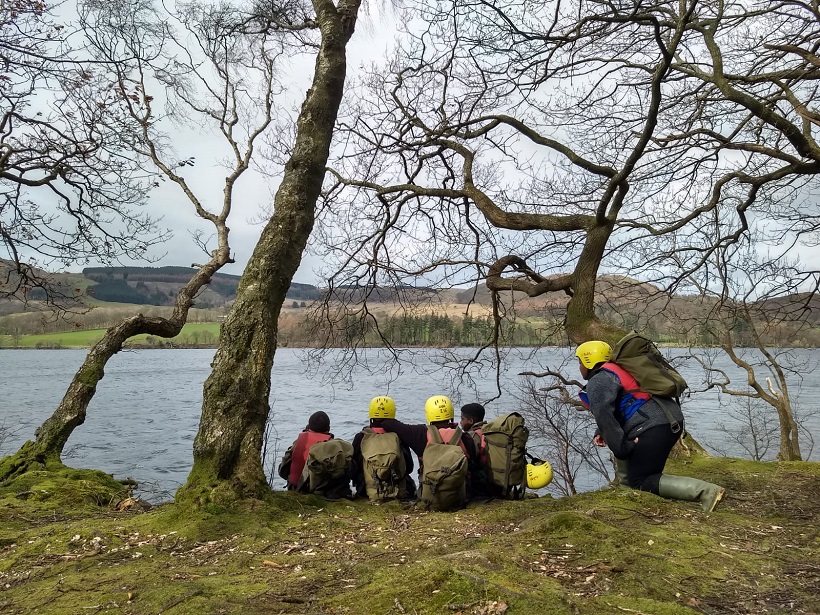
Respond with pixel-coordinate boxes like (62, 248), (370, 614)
(424, 425), (469, 458)
(600, 362), (650, 400)
(600, 361), (650, 421)
(289, 430), (332, 486)
(470, 426), (488, 465)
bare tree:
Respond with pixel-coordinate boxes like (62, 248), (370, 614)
(309, 0), (820, 381)
(0, 0), (165, 306)
(178, 0), (363, 504)
(712, 395), (779, 462)
(0, 0), (280, 480)
(517, 379), (610, 497)
(678, 241), (818, 461)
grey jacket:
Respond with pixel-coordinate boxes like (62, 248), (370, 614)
(586, 368), (685, 459)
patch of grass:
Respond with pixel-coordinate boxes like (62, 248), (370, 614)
(0, 323), (222, 349)
(0, 457), (818, 614)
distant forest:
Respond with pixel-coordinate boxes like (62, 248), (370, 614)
(82, 266), (322, 307)
(1, 266), (819, 348)
(276, 312), (558, 348)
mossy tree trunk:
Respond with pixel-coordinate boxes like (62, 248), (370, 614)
(562, 225), (625, 346)
(177, 0), (362, 506)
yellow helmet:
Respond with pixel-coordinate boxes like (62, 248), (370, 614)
(425, 395), (454, 423)
(575, 341), (612, 369)
(526, 461), (553, 489)
(369, 396), (396, 419)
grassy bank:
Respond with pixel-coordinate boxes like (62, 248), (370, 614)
(1, 456), (818, 614)
(0, 323), (222, 349)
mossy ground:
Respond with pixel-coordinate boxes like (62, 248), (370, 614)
(1, 457), (818, 614)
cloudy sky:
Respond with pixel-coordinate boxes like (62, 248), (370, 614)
(115, 7), (401, 286)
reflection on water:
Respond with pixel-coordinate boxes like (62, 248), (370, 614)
(1, 347), (818, 502)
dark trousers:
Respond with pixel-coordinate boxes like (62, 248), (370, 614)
(627, 426), (681, 494)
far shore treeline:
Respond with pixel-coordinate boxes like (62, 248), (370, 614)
(2, 314), (550, 349)
(2, 265), (820, 348)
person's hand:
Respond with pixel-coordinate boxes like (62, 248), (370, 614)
(633, 437), (639, 444)
(593, 434), (606, 447)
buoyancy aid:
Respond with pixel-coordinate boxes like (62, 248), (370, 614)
(600, 361), (650, 421)
(469, 424), (488, 466)
(422, 425), (469, 461)
(289, 430), (332, 486)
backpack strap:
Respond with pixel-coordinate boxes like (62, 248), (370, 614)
(446, 426), (464, 446)
(427, 424), (444, 444)
(654, 397), (684, 434)
(503, 425), (513, 496)
(295, 461), (310, 493)
(426, 425), (464, 446)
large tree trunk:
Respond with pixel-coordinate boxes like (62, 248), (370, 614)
(564, 224), (624, 345)
(177, 0), (361, 506)
(0, 261), (229, 483)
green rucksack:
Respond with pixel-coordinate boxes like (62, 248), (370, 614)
(419, 425), (468, 511)
(360, 428), (407, 502)
(482, 412), (529, 500)
(298, 439), (354, 500)
(610, 332), (688, 398)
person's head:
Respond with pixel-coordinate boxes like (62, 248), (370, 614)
(369, 396), (396, 426)
(575, 340), (612, 379)
(459, 403), (485, 431)
(307, 410), (331, 433)
(425, 395), (454, 425)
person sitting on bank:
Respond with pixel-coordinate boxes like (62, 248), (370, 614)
(352, 396), (416, 500)
(380, 395), (477, 496)
(459, 402), (492, 499)
(576, 340), (726, 512)
(459, 402), (487, 460)
(277, 410), (332, 490)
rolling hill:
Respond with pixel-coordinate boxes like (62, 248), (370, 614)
(1, 262), (818, 347)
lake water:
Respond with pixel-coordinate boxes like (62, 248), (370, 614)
(1, 347), (818, 502)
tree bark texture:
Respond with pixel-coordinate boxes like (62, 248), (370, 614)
(563, 225), (625, 346)
(179, 0), (361, 505)
(776, 401), (802, 461)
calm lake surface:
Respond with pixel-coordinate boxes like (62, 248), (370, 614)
(2, 347), (818, 502)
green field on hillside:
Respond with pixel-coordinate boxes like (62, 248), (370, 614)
(0, 322), (222, 349)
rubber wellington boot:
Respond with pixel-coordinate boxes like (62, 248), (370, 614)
(614, 458), (630, 488)
(657, 474), (726, 512)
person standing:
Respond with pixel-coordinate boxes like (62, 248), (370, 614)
(576, 340), (726, 512)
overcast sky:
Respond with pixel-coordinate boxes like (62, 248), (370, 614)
(56, 4), (819, 289)
(83, 6), (402, 285)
